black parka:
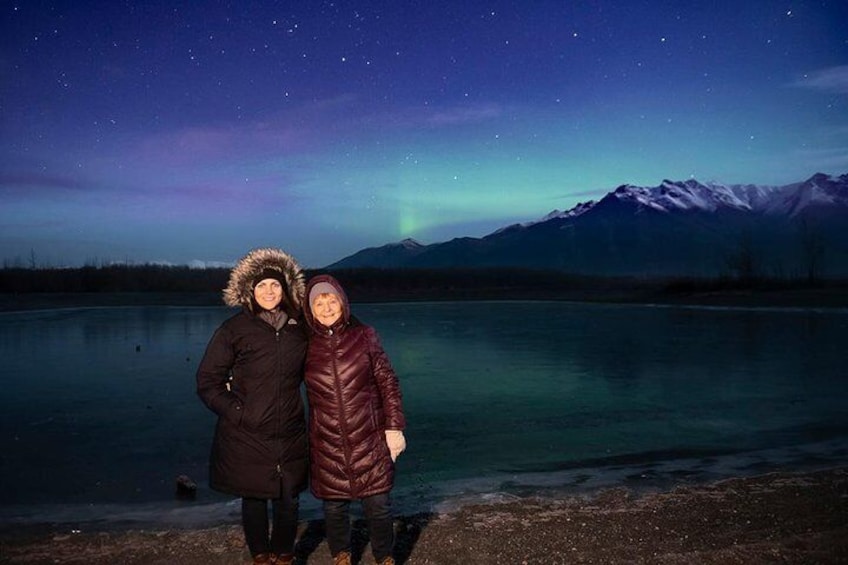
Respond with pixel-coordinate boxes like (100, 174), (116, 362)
(196, 248), (308, 499)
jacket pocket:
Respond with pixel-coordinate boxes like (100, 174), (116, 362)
(220, 387), (245, 426)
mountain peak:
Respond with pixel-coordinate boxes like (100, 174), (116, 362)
(493, 199), (597, 235)
(769, 172), (848, 216)
(536, 200), (597, 222)
(606, 178), (762, 213)
(396, 238), (424, 249)
(807, 172), (836, 184)
(375, 238), (424, 250)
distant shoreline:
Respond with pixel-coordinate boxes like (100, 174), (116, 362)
(3, 265), (847, 311)
(2, 285), (848, 313)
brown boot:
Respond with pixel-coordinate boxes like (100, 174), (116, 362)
(253, 554), (273, 564)
(273, 554), (295, 565)
(333, 550), (353, 565)
(376, 558), (395, 565)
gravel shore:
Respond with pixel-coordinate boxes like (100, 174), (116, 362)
(2, 467), (846, 564)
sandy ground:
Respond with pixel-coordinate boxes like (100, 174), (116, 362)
(1, 467), (846, 564)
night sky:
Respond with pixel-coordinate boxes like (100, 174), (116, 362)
(2, 1), (847, 268)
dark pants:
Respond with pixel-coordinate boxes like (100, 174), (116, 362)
(241, 490), (300, 557)
(323, 493), (394, 561)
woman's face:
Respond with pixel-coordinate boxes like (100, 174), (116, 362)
(312, 293), (342, 327)
(253, 278), (283, 311)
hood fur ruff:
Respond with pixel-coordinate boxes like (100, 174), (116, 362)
(223, 248), (305, 312)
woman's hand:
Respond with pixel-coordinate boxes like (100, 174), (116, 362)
(385, 430), (406, 462)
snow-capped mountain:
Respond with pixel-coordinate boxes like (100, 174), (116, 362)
(493, 199), (597, 235)
(608, 179), (765, 213)
(762, 173), (848, 217)
(554, 172), (847, 218)
(328, 173), (848, 277)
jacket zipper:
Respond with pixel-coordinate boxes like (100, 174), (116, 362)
(275, 328), (283, 478)
(329, 329), (356, 494)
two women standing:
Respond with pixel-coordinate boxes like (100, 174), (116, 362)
(197, 249), (406, 565)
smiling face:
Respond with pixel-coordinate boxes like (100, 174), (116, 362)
(253, 278), (283, 311)
(311, 292), (342, 327)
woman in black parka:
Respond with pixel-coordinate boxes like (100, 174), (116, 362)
(196, 247), (308, 565)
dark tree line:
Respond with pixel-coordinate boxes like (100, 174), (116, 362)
(1, 264), (842, 303)
(0, 264), (230, 293)
(0, 264), (633, 299)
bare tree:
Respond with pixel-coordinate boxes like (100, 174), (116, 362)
(725, 229), (758, 282)
(799, 218), (825, 284)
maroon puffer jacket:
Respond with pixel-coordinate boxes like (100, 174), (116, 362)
(303, 275), (406, 499)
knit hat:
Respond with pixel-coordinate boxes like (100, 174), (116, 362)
(308, 281), (338, 306)
(252, 267), (285, 289)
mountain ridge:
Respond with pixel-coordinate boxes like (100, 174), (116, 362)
(328, 173), (848, 277)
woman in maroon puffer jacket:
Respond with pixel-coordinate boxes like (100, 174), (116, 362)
(303, 274), (406, 565)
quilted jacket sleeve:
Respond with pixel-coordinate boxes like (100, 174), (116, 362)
(196, 324), (244, 426)
(365, 326), (406, 431)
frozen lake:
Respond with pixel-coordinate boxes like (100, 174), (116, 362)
(1, 300), (847, 528)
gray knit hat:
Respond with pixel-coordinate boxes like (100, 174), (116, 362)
(308, 281), (338, 306)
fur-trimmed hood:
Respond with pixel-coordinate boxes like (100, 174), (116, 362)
(223, 248), (305, 314)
